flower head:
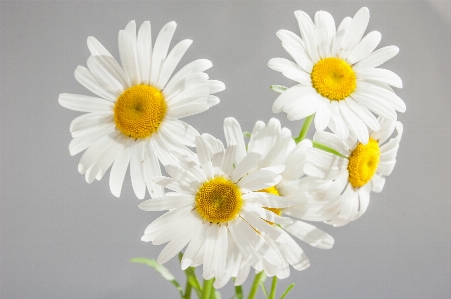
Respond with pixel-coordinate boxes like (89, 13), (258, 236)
(304, 118), (403, 226)
(59, 20), (224, 199)
(269, 7), (406, 144)
(139, 132), (295, 288)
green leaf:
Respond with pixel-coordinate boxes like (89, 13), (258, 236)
(130, 257), (183, 296)
(279, 284), (295, 299)
(187, 272), (202, 298)
(270, 85), (288, 93)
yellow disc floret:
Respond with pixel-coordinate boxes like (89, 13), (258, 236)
(259, 186), (282, 226)
(195, 177), (243, 223)
(347, 138), (381, 188)
(114, 84), (167, 139)
(311, 58), (356, 101)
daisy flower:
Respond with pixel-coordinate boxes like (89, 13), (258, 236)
(214, 117), (334, 284)
(58, 20), (224, 199)
(138, 134), (295, 288)
(304, 118), (403, 226)
(268, 7), (406, 144)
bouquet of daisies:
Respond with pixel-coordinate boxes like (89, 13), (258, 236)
(59, 7), (405, 299)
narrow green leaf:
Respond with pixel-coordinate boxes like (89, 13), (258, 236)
(130, 257), (183, 296)
(270, 85), (288, 93)
(312, 141), (348, 159)
(279, 284), (295, 299)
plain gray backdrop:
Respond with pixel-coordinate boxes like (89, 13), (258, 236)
(1, 0), (450, 298)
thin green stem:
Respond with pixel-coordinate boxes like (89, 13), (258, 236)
(235, 285), (244, 299)
(184, 280), (192, 299)
(294, 114), (314, 143)
(248, 271), (265, 299)
(268, 277), (278, 299)
(312, 141), (348, 159)
(201, 278), (215, 299)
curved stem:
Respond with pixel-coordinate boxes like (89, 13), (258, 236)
(201, 278), (215, 299)
(268, 276), (278, 299)
(294, 114), (314, 143)
(248, 271), (265, 299)
(312, 141), (348, 159)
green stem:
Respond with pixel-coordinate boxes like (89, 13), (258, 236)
(294, 114), (314, 143)
(235, 285), (244, 299)
(201, 278), (215, 299)
(312, 141), (348, 159)
(248, 271), (265, 299)
(268, 277), (278, 299)
(184, 280), (192, 299)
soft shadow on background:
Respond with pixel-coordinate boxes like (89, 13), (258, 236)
(0, 1), (450, 298)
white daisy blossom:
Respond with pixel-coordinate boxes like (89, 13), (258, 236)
(268, 7), (406, 144)
(59, 20), (224, 199)
(138, 134), (295, 289)
(304, 118), (403, 226)
(215, 117), (334, 284)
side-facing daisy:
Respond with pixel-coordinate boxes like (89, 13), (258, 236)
(59, 20), (224, 199)
(304, 118), (403, 226)
(138, 134), (295, 288)
(217, 117), (334, 283)
(268, 7), (406, 144)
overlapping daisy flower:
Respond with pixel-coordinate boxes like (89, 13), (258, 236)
(138, 132), (296, 288)
(268, 7), (406, 144)
(212, 117), (334, 284)
(59, 20), (224, 199)
(304, 118), (403, 226)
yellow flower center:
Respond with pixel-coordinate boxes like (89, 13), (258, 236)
(114, 85), (167, 139)
(259, 186), (282, 226)
(347, 138), (381, 188)
(311, 58), (356, 101)
(195, 177), (243, 224)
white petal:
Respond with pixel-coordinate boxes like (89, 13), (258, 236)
(314, 10), (336, 58)
(165, 59), (212, 92)
(371, 118), (396, 144)
(243, 205), (292, 225)
(79, 132), (119, 178)
(70, 112), (112, 136)
(351, 91), (397, 121)
(283, 221), (334, 249)
(272, 85), (314, 114)
(312, 131), (349, 156)
(340, 102), (369, 144)
(68, 124), (115, 156)
(346, 99), (380, 132)
(242, 192), (293, 208)
(241, 209), (290, 243)
(339, 7), (370, 59)
(87, 55), (129, 92)
(181, 224), (207, 270)
(371, 173), (386, 193)
(332, 17), (352, 56)
(109, 138), (133, 197)
(118, 29), (139, 86)
(284, 93), (319, 121)
(74, 66), (118, 102)
(268, 58), (311, 85)
(150, 21), (177, 85)
(238, 169), (282, 192)
(130, 142), (146, 199)
(231, 152), (262, 182)
(157, 39), (193, 89)
(223, 117), (247, 164)
(59, 93), (114, 113)
(282, 139), (313, 180)
(314, 98), (331, 131)
(279, 234), (310, 271)
(347, 31), (381, 64)
(92, 135), (125, 181)
(138, 195), (193, 211)
(137, 21), (152, 85)
(294, 10), (320, 62)
(167, 100), (209, 119)
(281, 42), (314, 74)
(87, 36), (113, 57)
(160, 119), (199, 147)
(358, 68), (402, 89)
(353, 46), (399, 72)
(276, 29), (305, 50)
(357, 81), (406, 112)
(196, 136), (214, 179)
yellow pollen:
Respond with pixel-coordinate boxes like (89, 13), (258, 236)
(114, 84), (167, 139)
(259, 186), (282, 226)
(347, 138), (381, 189)
(195, 177), (243, 224)
(311, 58), (356, 101)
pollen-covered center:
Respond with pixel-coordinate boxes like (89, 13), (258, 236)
(195, 177), (243, 223)
(348, 138), (381, 188)
(311, 57), (356, 101)
(259, 186), (282, 226)
(114, 84), (167, 139)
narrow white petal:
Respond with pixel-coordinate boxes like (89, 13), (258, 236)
(272, 85), (314, 114)
(281, 42), (314, 73)
(70, 112), (112, 135)
(346, 99), (380, 132)
(137, 21), (152, 85)
(332, 17), (352, 56)
(340, 102), (369, 144)
(351, 91), (397, 121)
(79, 132), (119, 178)
(339, 7), (370, 59)
(294, 10), (320, 62)
(93, 135), (125, 181)
(314, 98), (331, 131)
(157, 39), (193, 89)
(371, 118), (396, 144)
(276, 29), (305, 50)
(242, 192), (293, 208)
(109, 138), (133, 197)
(347, 31), (381, 64)
(284, 93), (319, 121)
(196, 136), (214, 179)
(87, 36), (113, 57)
(371, 173), (386, 193)
(268, 58), (311, 85)
(150, 21), (177, 85)
(282, 139), (313, 180)
(243, 205), (292, 225)
(165, 59), (212, 92)
(357, 81), (406, 112)
(283, 220), (334, 249)
(160, 118), (199, 147)
(314, 11), (336, 58)
(68, 124), (115, 156)
(181, 224), (207, 270)
(87, 55), (129, 92)
(223, 117), (247, 164)
(231, 152), (262, 182)
(358, 68), (402, 89)
(241, 209), (290, 243)
(329, 102), (350, 140)
(59, 93), (114, 113)
(238, 170), (282, 192)
(353, 46), (399, 72)
(130, 142), (146, 199)
(74, 66), (118, 102)
(118, 30), (139, 86)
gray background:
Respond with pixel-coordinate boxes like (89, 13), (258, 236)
(0, 0), (450, 298)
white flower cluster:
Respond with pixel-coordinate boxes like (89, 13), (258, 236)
(59, 7), (405, 292)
